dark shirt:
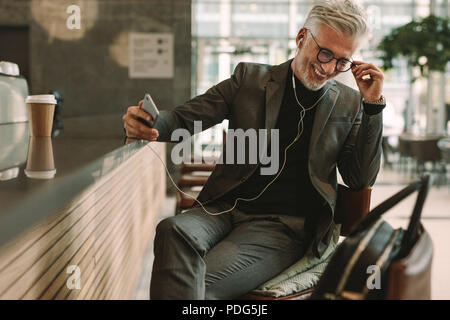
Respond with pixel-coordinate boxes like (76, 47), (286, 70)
(220, 67), (326, 217)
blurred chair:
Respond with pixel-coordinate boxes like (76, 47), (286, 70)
(437, 138), (450, 187)
(398, 135), (415, 176)
(176, 162), (214, 214)
(409, 137), (443, 178)
(437, 138), (450, 163)
(382, 136), (400, 169)
(175, 130), (226, 214)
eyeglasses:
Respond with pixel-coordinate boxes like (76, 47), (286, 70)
(306, 29), (354, 73)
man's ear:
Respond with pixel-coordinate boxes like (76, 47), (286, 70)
(296, 28), (307, 47)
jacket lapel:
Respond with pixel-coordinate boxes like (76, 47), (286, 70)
(309, 81), (340, 153)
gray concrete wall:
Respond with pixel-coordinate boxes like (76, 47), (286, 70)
(0, 0), (191, 120)
(0, 0), (191, 194)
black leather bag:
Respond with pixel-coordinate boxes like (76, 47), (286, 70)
(311, 175), (433, 300)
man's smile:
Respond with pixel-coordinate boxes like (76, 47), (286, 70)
(311, 63), (328, 80)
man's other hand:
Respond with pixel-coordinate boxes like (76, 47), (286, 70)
(122, 100), (159, 141)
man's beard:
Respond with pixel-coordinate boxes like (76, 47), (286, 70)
(295, 58), (329, 91)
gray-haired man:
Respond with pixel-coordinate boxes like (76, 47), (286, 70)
(123, 0), (386, 300)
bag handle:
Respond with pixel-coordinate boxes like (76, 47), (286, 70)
(398, 175), (432, 258)
(349, 175), (432, 243)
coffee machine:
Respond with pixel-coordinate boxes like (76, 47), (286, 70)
(0, 61), (29, 181)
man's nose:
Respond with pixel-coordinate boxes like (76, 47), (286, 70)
(320, 60), (336, 75)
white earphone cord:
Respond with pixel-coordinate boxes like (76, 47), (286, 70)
(145, 74), (329, 216)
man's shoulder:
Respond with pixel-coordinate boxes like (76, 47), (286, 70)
(233, 61), (276, 85)
(235, 61), (273, 71)
(233, 61), (274, 77)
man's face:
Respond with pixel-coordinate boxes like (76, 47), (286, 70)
(292, 24), (359, 91)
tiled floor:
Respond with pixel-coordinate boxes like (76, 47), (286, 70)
(133, 166), (450, 300)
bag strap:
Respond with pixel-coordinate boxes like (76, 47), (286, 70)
(398, 175), (432, 258)
(349, 175), (432, 238)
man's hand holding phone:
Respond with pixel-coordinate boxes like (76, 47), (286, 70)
(122, 99), (159, 142)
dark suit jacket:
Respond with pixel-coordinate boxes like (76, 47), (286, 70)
(154, 59), (383, 257)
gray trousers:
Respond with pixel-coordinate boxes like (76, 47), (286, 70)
(150, 201), (311, 300)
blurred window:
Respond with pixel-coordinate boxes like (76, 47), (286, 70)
(192, 0), (449, 156)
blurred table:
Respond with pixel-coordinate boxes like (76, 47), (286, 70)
(398, 133), (447, 176)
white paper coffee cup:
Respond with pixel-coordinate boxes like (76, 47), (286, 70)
(26, 95), (57, 137)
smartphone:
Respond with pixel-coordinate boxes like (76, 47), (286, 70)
(139, 93), (159, 127)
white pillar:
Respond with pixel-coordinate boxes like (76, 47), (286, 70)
(289, 0), (298, 38)
(426, 71), (436, 134)
(438, 0), (449, 134)
(407, 0), (417, 132)
(406, 66), (416, 131)
(428, 0), (448, 134)
(218, 0), (231, 81)
(425, 0), (440, 134)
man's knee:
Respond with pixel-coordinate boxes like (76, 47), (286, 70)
(154, 214), (200, 250)
(154, 216), (181, 244)
(156, 216), (175, 234)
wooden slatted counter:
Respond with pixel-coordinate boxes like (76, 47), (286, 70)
(0, 124), (166, 299)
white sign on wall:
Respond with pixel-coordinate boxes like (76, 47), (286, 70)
(129, 32), (174, 79)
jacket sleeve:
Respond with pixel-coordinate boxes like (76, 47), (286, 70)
(153, 62), (246, 142)
(337, 103), (384, 190)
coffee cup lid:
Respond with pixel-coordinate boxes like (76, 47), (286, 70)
(25, 95), (57, 105)
(24, 169), (56, 179)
